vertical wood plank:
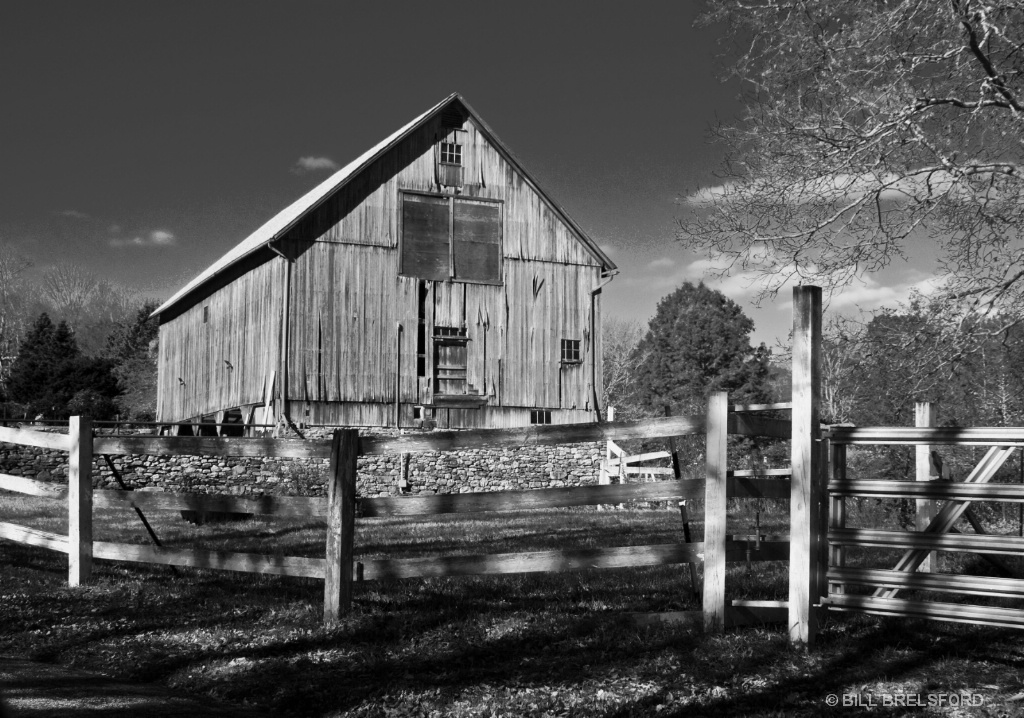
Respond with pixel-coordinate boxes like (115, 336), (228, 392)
(324, 428), (359, 624)
(68, 416), (93, 586)
(789, 285), (822, 647)
(703, 391), (728, 633)
(916, 402), (936, 572)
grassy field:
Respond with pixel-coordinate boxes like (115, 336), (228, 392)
(2, 493), (1024, 717)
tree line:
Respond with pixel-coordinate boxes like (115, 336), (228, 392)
(0, 245), (157, 421)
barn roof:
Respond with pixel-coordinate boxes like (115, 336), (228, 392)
(154, 93), (616, 318)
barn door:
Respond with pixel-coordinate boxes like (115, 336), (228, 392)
(433, 327), (468, 395)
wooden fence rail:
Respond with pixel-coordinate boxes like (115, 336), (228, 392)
(1, 398), (795, 627)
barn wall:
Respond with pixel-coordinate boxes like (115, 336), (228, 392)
(160, 102), (608, 428)
(157, 259), (283, 422)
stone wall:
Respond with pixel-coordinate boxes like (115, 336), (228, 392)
(0, 428), (603, 498)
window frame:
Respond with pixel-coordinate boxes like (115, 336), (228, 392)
(399, 190), (503, 286)
(560, 338), (582, 365)
(530, 409), (552, 425)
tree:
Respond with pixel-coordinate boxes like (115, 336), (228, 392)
(107, 301), (160, 420)
(5, 313), (120, 419)
(0, 244), (33, 388)
(632, 282), (772, 416)
(601, 316), (649, 420)
(681, 1), (1024, 326)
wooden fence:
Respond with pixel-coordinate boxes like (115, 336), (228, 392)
(0, 394), (795, 628)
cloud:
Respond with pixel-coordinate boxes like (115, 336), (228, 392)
(292, 156), (339, 174)
(647, 257), (676, 270)
(681, 170), (968, 208)
(58, 209), (90, 220)
(110, 229), (176, 248)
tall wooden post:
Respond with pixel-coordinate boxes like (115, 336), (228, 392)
(916, 402), (936, 572)
(703, 391), (729, 633)
(789, 286), (822, 647)
(68, 416), (93, 586)
(324, 428), (359, 624)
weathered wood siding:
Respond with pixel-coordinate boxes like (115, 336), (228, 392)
(157, 260), (283, 421)
(159, 103), (606, 428)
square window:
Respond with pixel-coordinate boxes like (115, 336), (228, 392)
(530, 409), (552, 425)
(561, 339), (581, 363)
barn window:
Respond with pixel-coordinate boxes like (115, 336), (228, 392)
(437, 130), (464, 187)
(440, 142), (461, 165)
(203, 306), (209, 323)
(561, 339), (581, 364)
(401, 193), (501, 284)
(530, 409), (552, 425)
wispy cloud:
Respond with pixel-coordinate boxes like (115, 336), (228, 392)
(58, 209), (90, 219)
(292, 156), (339, 174)
(647, 257), (676, 270)
(681, 170), (967, 208)
(110, 229), (176, 248)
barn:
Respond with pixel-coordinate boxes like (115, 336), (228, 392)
(153, 93), (617, 434)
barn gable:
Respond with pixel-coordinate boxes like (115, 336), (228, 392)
(156, 94), (615, 431)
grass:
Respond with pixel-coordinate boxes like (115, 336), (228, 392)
(3, 493), (1024, 717)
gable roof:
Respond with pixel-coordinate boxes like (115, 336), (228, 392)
(154, 93), (615, 317)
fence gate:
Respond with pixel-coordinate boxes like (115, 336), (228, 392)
(824, 416), (1024, 630)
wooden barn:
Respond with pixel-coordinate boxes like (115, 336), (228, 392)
(153, 93), (617, 433)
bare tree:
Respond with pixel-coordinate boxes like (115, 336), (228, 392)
(601, 316), (649, 420)
(681, 1), (1024, 327)
(0, 244), (33, 385)
(43, 263), (99, 325)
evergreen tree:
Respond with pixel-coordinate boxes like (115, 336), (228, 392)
(632, 282), (772, 416)
(6, 312), (120, 418)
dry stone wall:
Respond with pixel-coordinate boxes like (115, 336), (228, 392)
(0, 427), (603, 498)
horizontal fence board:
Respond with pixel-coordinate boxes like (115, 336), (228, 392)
(728, 469), (792, 478)
(828, 426), (1024, 446)
(92, 541), (326, 578)
(728, 414), (791, 439)
(623, 467), (674, 476)
(93, 436), (330, 459)
(828, 567), (1024, 598)
(607, 451), (671, 467)
(725, 540), (790, 562)
(732, 402), (792, 412)
(362, 415), (707, 455)
(358, 481), (704, 517)
(93, 489), (327, 517)
(0, 474), (67, 498)
(826, 594), (1024, 629)
(726, 477), (791, 499)
(0, 521), (68, 553)
(726, 600), (789, 626)
(829, 480), (1024, 502)
(830, 528), (1024, 555)
(359, 543), (705, 580)
(0, 426), (71, 452)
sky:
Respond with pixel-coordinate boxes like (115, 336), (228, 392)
(1, 1), (942, 348)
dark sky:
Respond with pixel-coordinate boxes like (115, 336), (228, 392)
(1, 1), (930, 345)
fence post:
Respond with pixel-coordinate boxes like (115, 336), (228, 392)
(703, 391), (728, 633)
(324, 428), (359, 624)
(68, 416), (93, 586)
(916, 402), (936, 572)
(789, 285), (822, 647)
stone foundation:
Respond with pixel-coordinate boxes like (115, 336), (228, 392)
(0, 427), (603, 497)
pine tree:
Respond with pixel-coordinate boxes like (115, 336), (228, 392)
(632, 282), (771, 416)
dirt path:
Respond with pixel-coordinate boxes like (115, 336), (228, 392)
(0, 657), (266, 717)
